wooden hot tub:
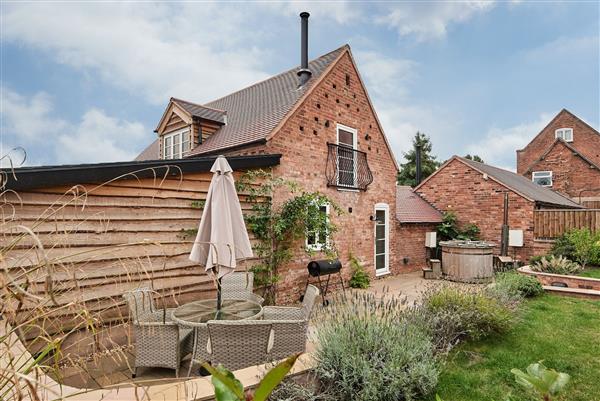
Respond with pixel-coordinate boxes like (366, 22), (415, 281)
(440, 240), (494, 283)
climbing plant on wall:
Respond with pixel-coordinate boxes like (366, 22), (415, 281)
(236, 169), (340, 303)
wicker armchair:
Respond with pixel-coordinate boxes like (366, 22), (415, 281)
(185, 323), (210, 376)
(262, 284), (320, 321)
(221, 271), (264, 305)
(123, 289), (192, 377)
(204, 320), (273, 371)
(264, 319), (309, 361)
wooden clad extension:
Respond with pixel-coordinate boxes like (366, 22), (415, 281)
(1, 170), (266, 359)
(533, 209), (600, 239)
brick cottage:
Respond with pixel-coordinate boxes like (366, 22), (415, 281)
(136, 15), (438, 301)
(517, 109), (600, 206)
(415, 156), (582, 262)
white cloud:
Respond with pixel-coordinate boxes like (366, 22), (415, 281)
(466, 112), (554, 170)
(377, 1), (496, 41)
(354, 51), (417, 99)
(1, 88), (146, 165)
(521, 35), (599, 61)
(2, 3), (270, 105)
(56, 109), (145, 164)
(262, 1), (359, 24)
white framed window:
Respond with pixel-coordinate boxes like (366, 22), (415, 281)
(306, 204), (330, 251)
(555, 128), (573, 142)
(162, 127), (191, 159)
(532, 171), (553, 187)
(336, 124), (358, 188)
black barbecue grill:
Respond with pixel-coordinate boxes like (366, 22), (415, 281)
(303, 259), (346, 306)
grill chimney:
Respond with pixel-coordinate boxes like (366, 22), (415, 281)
(297, 12), (312, 86)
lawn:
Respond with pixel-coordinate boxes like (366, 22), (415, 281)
(431, 294), (600, 401)
(578, 267), (600, 279)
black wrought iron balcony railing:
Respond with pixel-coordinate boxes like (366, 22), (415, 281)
(325, 143), (373, 191)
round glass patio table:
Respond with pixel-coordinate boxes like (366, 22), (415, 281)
(171, 299), (263, 325)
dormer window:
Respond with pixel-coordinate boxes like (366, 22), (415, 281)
(163, 127), (190, 159)
(555, 128), (573, 142)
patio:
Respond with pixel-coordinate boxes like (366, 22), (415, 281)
(50, 270), (474, 390)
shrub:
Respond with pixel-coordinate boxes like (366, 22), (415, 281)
(348, 254), (370, 289)
(437, 212), (480, 242)
(567, 228), (600, 268)
(531, 255), (582, 275)
(422, 287), (514, 342)
(494, 272), (544, 298)
(314, 292), (438, 401)
(551, 233), (576, 260)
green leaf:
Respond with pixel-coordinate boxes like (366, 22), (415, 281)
(202, 363), (245, 401)
(549, 372), (570, 395)
(252, 353), (300, 401)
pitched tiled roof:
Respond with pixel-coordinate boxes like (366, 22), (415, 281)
(185, 45), (347, 156)
(134, 140), (159, 161)
(171, 98), (227, 124)
(456, 157), (582, 208)
(396, 185), (443, 223)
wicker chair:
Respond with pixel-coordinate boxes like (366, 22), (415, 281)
(123, 289), (192, 377)
(204, 320), (273, 371)
(264, 319), (309, 361)
(262, 284), (320, 320)
(221, 271), (264, 305)
(185, 324), (210, 376)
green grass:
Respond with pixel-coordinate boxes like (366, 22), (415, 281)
(578, 267), (600, 279)
(430, 295), (600, 401)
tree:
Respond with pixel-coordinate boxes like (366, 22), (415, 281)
(397, 132), (440, 186)
(464, 154), (484, 163)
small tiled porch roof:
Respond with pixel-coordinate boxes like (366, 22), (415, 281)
(396, 185), (443, 223)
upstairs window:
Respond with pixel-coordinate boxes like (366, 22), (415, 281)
(532, 171), (553, 187)
(306, 204), (330, 251)
(163, 128), (191, 159)
(555, 128), (573, 142)
(336, 124), (358, 188)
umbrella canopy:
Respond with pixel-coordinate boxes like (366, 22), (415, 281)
(189, 155), (253, 279)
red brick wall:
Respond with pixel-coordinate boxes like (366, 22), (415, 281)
(229, 51), (401, 303)
(522, 140), (600, 200)
(517, 110), (600, 175)
(395, 223), (439, 271)
(416, 158), (536, 262)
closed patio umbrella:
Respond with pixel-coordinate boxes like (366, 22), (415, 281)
(189, 155), (253, 312)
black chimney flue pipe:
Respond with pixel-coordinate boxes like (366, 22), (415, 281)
(415, 144), (422, 186)
(297, 12), (312, 86)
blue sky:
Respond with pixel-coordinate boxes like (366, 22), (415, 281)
(1, 1), (598, 170)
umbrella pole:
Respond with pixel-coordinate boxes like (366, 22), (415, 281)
(213, 266), (222, 318)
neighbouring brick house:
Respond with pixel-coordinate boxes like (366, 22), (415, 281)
(395, 186), (442, 270)
(517, 109), (600, 205)
(136, 40), (417, 301)
(415, 156), (582, 262)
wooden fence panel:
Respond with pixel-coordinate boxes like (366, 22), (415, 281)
(534, 209), (600, 239)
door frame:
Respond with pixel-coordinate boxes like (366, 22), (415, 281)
(374, 202), (390, 276)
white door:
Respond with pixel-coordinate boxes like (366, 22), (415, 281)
(374, 203), (390, 276)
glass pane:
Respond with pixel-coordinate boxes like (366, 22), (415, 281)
(376, 210), (385, 221)
(376, 224), (385, 239)
(165, 136), (172, 147)
(376, 254), (385, 270)
(376, 239), (385, 254)
(173, 134), (181, 146)
(183, 138), (190, 152)
(338, 129), (354, 147)
(307, 232), (316, 245)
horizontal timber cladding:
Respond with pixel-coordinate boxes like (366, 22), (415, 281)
(1, 169), (268, 358)
(533, 209), (600, 239)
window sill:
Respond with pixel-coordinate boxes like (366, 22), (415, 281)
(336, 187), (360, 193)
(375, 270), (391, 277)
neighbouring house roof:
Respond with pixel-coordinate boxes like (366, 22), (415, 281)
(171, 98), (227, 125)
(458, 157), (582, 208)
(523, 138), (600, 174)
(517, 108), (600, 154)
(396, 186), (443, 223)
(2, 154), (281, 191)
(137, 46), (347, 160)
(415, 156), (583, 209)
